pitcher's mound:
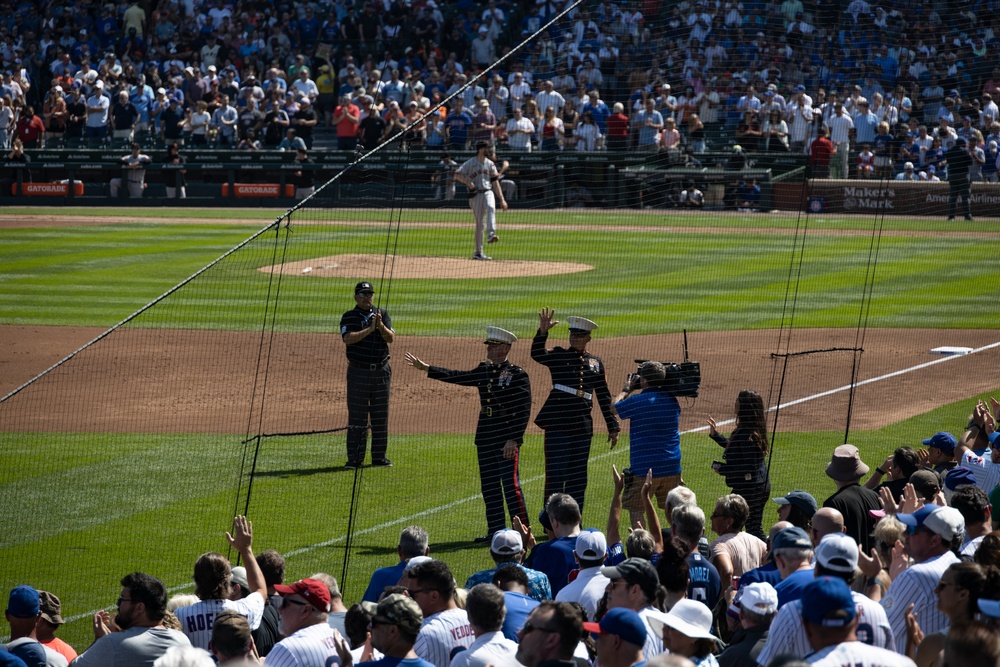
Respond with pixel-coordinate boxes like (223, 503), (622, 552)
(260, 254), (594, 279)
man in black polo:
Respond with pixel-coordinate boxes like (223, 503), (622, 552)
(340, 281), (394, 468)
(945, 136), (973, 221)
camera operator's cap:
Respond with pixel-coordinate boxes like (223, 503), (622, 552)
(274, 578), (331, 612)
(825, 444), (869, 481)
(566, 316), (598, 334)
(771, 526), (812, 551)
(230, 566), (249, 593)
(802, 577), (855, 627)
(37, 590), (64, 625)
(738, 582), (778, 614)
(923, 431), (957, 455)
(638, 361), (666, 383)
(907, 505), (966, 541)
(583, 608), (647, 647)
(354, 281), (373, 295)
(815, 533), (859, 573)
(361, 593), (423, 635)
(575, 530), (608, 559)
(491, 529), (522, 555)
(772, 490), (818, 517)
(944, 466), (976, 492)
(601, 558), (659, 599)
(484, 326), (516, 345)
(7, 585), (39, 618)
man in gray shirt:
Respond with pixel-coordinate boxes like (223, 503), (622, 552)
(72, 572), (190, 666)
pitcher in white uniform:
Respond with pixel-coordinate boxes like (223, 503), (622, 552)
(454, 141), (508, 261)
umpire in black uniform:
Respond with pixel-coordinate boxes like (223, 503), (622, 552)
(405, 326), (531, 541)
(532, 308), (619, 514)
(340, 281), (395, 468)
(945, 136), (973, 221)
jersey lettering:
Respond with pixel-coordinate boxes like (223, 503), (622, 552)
(186, 612), (214, 633)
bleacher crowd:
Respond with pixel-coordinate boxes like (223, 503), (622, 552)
(5, 396), (1000, 666)
(2, 0), (1000, 180)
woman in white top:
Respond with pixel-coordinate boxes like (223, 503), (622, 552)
(574, 111), (601, 151)
(763, 109), (789, 151)
(189, 100), (212, 146)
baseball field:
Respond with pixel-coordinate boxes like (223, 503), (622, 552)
(0, 204), (998, 649)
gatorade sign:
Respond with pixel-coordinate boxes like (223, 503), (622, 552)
(222, 183), (295, 198)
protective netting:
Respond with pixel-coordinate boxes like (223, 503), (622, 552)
(3, 0), (999, 648)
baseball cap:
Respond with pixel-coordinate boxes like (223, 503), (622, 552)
(230, 566), (249, 593)
(794, 84), (806, 92)
(403, 555), (432, 574)
(273, 578), (332, 612)
(600, 558), (659, 598)
(37, 591), (64, 625)
(771, 526), (812, 550)
(354, 281), (373, 294)
(909, 469), (941, 498)
(7, 585), (40, 618)
(923, 432), (957, 454)
(944, 467), (976, 491)
(815, 533), (859, 573)
(491, 529), (523, 556)
(904, 161), (914, 170)
(575, 530), (608, 560)
(583, 608), (646, 646)
(772, 490), (818, 518)
(801, 577), (855, 627)
(361, 593), (423, 635)
(537, 509), (552, 532)
(897, 504), (965, 540)
(739, 582), (778, 615)
(978, 598), (1000, 619)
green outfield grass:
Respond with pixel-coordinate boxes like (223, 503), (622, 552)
(1, 207), (998, 650)
(1, 221), (997, 333)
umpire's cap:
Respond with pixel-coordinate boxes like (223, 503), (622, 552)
(355, 281), (374, 295)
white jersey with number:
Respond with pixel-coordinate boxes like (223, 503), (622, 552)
(174, 593), (264, 650)
(807, 641), (916, 667)
(881, 551), (959, 650)
(415, 608), (474, 667)
(265, 623), (348, 667)
(756, 591), (894, 666)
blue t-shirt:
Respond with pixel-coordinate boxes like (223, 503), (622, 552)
(360, 656), (437, 667)
(501, 590), (539, 641)
(362, 561), (407, 602)
(686, 552), (721, 608)
(615, 388), (681, 478)
(445, 111), (473, 145)
(775, 567), (815, 608)
(528, 535), (578, 595)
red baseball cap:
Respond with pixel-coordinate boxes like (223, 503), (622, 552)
(273, 578), (331, 613)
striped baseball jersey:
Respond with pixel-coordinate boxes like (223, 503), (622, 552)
(756, 591), (894, 666)
(456, 157), (498, 193)
(881, 551), (959, 650)
(414, 608), (474, 667)
(806, 641), (916, 667)
(960, 449), (1000, 491)
(265, 622), (349, 667)
(174, 593), (264, 651)
(638, 607), (665, 659)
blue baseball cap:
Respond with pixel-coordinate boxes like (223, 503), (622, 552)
(923, 432), (957, 454)
(537, 509), (552, 532)
(583, 608), (647, 647)
(801, 577), (855, 627)
(771, 526), (812, 550)
(944, 467), (977, 491)
(772, 490), (818, 517)
(6, 585), (40, 618)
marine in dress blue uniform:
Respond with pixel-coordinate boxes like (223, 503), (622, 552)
(340, 281), (395, 468)
(531, 309), (619, 514)
(405, 327), (531, 540)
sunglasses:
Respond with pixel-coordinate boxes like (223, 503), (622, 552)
(521, 621), (558, 635)
(357, 291), (374, 297)
(278, 597), (309, 609)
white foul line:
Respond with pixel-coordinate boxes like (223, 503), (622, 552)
(49, 338), (1000, 630)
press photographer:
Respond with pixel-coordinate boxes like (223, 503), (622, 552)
(613, 361), (683, 526)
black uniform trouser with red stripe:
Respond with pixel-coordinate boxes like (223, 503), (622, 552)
(477, 441), (528, 533)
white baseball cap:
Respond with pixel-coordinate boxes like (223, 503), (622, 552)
(575, 530), (608, 560)
(739, 582), (778, 615)
(815, 533), (859, 573)
(491, 529), (523, 555)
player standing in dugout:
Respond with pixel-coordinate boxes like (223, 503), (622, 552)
(404, 326), (532, 543)
(340, 281), (394, 469)
(531, 308), (619, 514)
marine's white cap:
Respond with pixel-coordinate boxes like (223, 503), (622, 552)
(566, 316), (598, 333)
(484, 326), (517, 345)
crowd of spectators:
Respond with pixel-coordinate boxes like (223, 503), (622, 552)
(1, 0), (999, 180)
(6, 396), (1000, 666)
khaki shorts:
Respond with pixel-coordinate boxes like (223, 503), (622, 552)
(622, 472), (684, 515)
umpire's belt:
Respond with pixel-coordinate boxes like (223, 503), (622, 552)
(553, 384), (592, 400)
(348, 358), (390, 371)
(480, 406), (510, 417)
